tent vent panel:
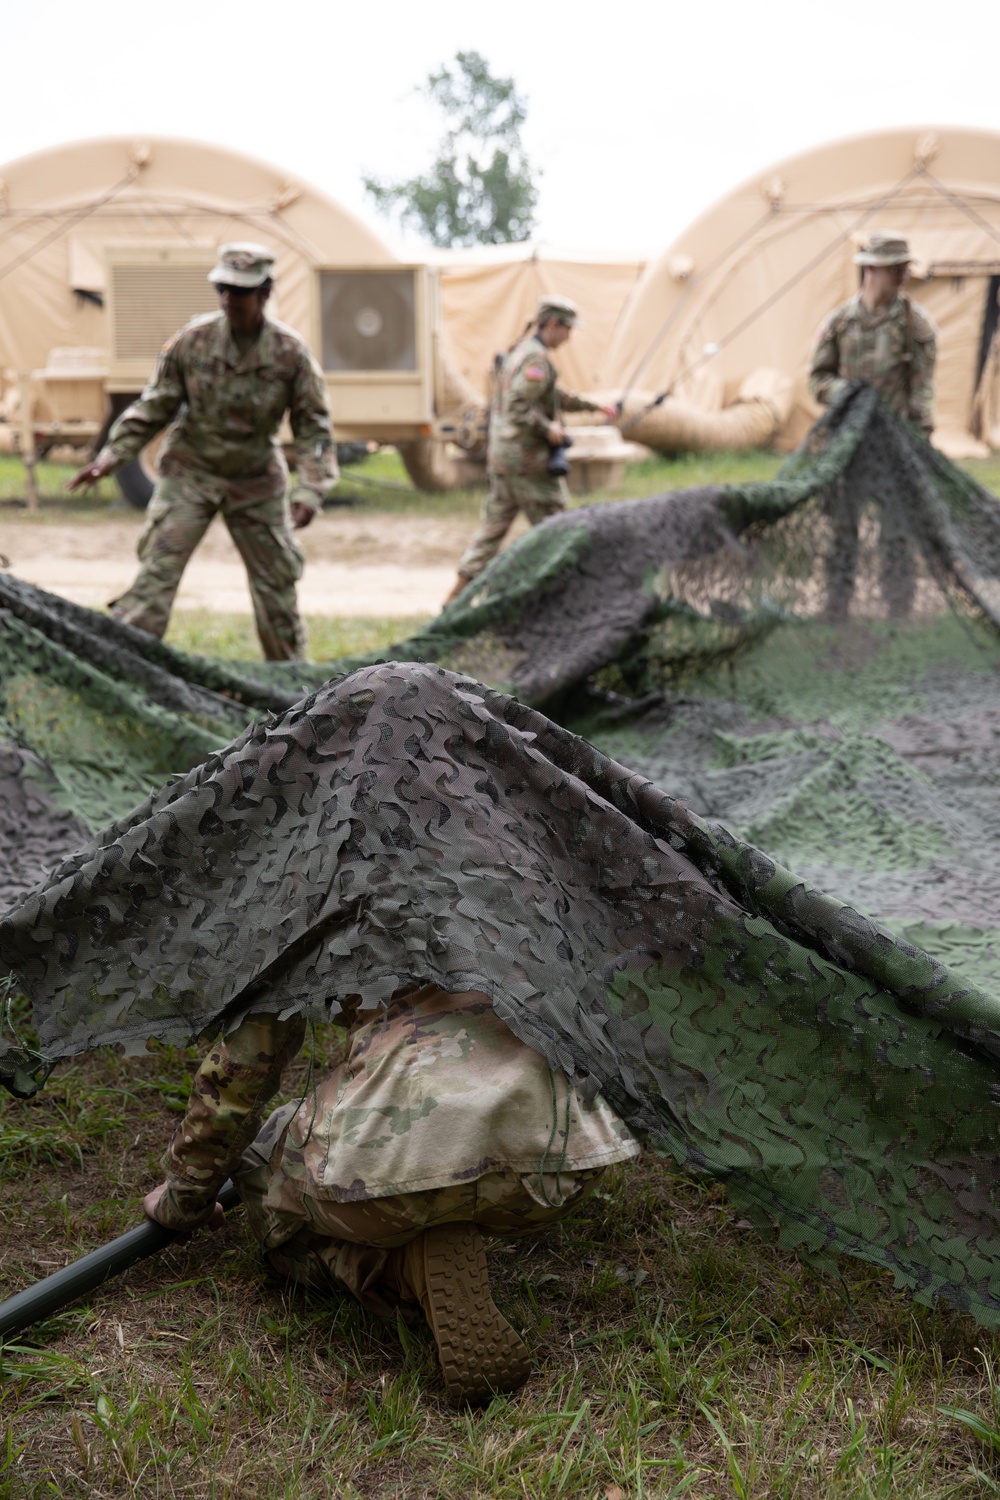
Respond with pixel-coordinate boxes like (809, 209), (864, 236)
(109, 263), (218, 363)
(320, 270), (417, 372)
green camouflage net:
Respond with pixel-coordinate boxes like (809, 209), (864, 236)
(4, 384), (1000, 1324)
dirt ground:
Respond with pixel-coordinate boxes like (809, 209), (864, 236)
(0, 506), (513, 618)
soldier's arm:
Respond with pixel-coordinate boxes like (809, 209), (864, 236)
(153, 1010), (307, 1229)
(96, 338), (187, 470)
(908, 310), (937, 435)
(807, 314), (846, 407)
(507, 357), (559, 441)
(288, 349), (339, 512)
(556, 388), (602, 415)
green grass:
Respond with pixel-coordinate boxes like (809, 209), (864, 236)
(0, 456), (119, 516)
(0, 445), (786, 527)
(164, 612), (431, 664)
(2, 441), (998, 523)
(4, 1037), (1000, 1496)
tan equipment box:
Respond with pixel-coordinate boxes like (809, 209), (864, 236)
(102, 247), (439, 444)
(312, 265), (438, 441)
(105, 244), (218, 392)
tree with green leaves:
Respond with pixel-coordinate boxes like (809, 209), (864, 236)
(364, 51), (538, 248)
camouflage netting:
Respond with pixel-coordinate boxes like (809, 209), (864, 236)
(6, 383), (1000, 1323)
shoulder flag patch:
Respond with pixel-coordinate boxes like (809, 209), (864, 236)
(524, 363), (547, 381)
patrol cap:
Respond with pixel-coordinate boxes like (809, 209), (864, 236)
(208, 242), (276, 288)
(536, 294), (582, 327)
(854, 231), (912, 267)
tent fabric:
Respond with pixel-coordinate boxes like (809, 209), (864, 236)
(8, 391), (1000, 1322)
(434, 246), (647, 400)
(602, 127), (1000, 452)
(906, 224), (1000, 277)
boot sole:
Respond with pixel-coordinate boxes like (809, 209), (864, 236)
(422, 1223), (532, 1404)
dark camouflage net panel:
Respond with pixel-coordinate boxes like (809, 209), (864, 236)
(6, 660), (1000, 1327)
(4, 383), (1000, 1323)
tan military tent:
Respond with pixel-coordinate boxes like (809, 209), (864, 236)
(602, 127), (1000, 457)
(0, 135), (395, 422)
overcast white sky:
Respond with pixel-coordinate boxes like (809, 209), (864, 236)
(2, 0), (995, 256)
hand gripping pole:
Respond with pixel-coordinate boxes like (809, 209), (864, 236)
(0, 1180), (240, 1342)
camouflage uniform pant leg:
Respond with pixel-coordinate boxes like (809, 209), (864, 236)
(220, 478), (307, 662)
(519, 475), (569, 528)
(878, 494), (916, 619)
(235, 1109), (605, 1316)
(457, 474), (568, 582)
(110, 472), (220, 638)
(822, 479), (863, 622)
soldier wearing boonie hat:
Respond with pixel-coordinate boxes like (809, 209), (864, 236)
(443, 295), (617, 604)
(534, 294), (583, 326)
(207, 242), (277, 287)
(808, 228), (938, 621)
(852, 231), (913, 267)
(69, 242), (339, 661)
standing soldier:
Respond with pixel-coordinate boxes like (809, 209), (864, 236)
(808, 230), (937, 621)
(443, 295), (618, 606)
(68, 243), (339, 660)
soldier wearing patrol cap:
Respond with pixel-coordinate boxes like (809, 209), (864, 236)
(808, 230), (938, 620)
(443, 294), (618, 605)
(69, 242), (339, 660)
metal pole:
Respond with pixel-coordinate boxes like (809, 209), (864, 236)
(0, 1180), (240, 1342)
(16, 372), (39, 513)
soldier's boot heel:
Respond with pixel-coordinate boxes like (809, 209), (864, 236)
(418, 1223), (531, 1404)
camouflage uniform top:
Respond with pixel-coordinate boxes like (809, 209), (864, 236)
(159, 986), (638, 1229)
(99, 312), (339, 509)
(808, 293), (937, 434)
(488, 333), (603, 477)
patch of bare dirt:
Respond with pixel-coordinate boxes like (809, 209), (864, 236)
(0, 508), (528, 618)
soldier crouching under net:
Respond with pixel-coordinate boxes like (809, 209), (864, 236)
(143, 985), (639, 1404)
(68, 243), (339, 661)
(442, 295), (619, 607)
(808, 231), (937, 621)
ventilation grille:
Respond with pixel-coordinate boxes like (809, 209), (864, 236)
(111, 263), (217, 361)
(320, 271), (417, 372)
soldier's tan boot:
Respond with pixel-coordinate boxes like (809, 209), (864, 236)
(441, 573), (472, 609)
(387, 1224), (531, 1403)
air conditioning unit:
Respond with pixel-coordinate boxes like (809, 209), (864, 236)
(105, 244), (217, 391)
(313, 265), (437, 437)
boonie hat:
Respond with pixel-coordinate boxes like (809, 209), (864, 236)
(208, 243), (276, 288)
(854, 231), (912, 267)
(536, 294), (582, 327)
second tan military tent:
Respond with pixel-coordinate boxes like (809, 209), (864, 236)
(601, 126), (1000, 457)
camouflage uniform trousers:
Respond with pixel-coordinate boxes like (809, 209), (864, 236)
(457, 472), (570, 582)
(110, 467), (307, 661)
(823, 479), (916, 622)
(234, 1099), (606, 1317)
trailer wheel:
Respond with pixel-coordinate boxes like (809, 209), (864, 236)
(116, 458), (155, 510)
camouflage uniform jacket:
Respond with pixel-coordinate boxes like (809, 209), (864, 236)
(808, 293), (937, 434)
(488, 333), (603, 477)
(160, 987), (638, 1228)
(99, 312), (339, 510)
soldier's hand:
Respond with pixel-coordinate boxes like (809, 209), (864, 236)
(599, 404), (620, 423)
(290, 500), (315, 530)
(67, 456), (115, 492)
(547, 422), (569, 446)
(143, 1181), (225, 1238)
